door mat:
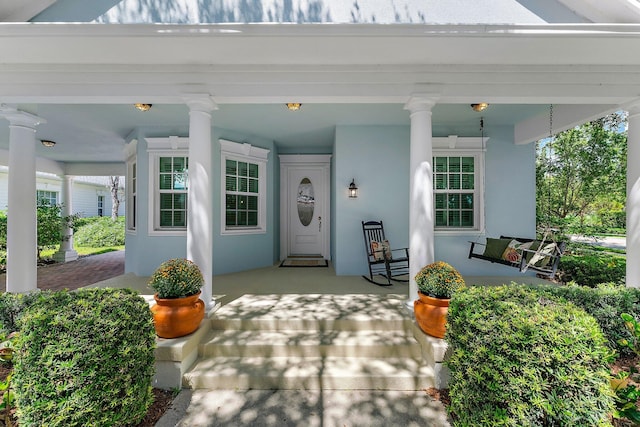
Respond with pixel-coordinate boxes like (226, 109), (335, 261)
(279, 258), (328, 268)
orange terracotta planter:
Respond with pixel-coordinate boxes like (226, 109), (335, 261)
(414, 292), (450, 339)
(151, 291), (205, 339)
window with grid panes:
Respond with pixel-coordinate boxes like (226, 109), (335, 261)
(433, 156), (476, 229)
(225, 159), (259, 228)
(36, 190), (58, 205)
(219, 139), (269, 235)
(158, 156), (188, 228)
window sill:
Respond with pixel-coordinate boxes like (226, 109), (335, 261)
(148, 228), (187, 237)
(435, 228), (485, 236)
(221, 227), (266, 236)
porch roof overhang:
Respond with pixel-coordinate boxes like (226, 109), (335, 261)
(0, 22), (639, 163)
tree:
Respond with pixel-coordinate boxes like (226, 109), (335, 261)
(108, 176), (121, 221)
(536, 111), (627, 229)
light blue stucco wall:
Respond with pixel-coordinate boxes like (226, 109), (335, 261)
(332, 124), (536, 277)
(333, 125), (410, 276)
(124, 127), (278, 276)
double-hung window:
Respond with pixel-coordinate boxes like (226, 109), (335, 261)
(147, 137), (190, 235)
(220, 139), (269, 235)
(36, 190), (58, 205)
(158, 156), (188, 228)
(433, 137), (485, 233)
(97, 195), (104, 217)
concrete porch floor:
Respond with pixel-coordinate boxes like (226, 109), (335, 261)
(89, 261), (552, 304)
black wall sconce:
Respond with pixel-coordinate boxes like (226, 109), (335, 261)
(348, 179), (358, 198)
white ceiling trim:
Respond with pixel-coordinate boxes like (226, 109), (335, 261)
(558, 0), (640, 23)
(0, 0), (57, 22)
(514, 104), (619, 145)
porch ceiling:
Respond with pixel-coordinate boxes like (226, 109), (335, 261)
(0, 23), (638, 164)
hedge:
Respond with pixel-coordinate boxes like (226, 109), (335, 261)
(446, 285), (614, 426)
(13, 288), (155, 427)
(559, 253), (626, 287)
(533, 283), (640, 358)
(0, 292), (39, 335)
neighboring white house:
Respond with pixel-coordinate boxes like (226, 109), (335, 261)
(1, 0), (640, 304)
(0, 167), (125, 218)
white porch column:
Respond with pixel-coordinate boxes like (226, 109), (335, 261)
(627, 101), (640, 287)
(404, 96), (438, 308)
(53, 175), (78, 262)
(0, 107), (45, 293)
(185, 96), (217, 310)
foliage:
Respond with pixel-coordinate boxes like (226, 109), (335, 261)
(611, 373), (640, 425)
(0, 331), (18, 425)
(612, 313), (640, 424)
(536, 111), (627, 229)
(559, 253), (626, 287)
(446, 285), (614, 426)
(0, 293), (39, 336)
(149, 258), (204, 299)
(532, 283), (640, 358)
(0, 212), (6, 266)
(72, 216), (125, 247)
(36, 200), (79, 259)
(12, 288), (155, 427)
(566, 241), (626, 256)
(414, 261), (465, 299)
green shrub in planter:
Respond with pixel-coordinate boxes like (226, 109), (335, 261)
(559, 253), (626, 287)
(414, 261), (465, 299)
(13, 288), (155, 427)
(446, 285), (614, 426)
(534, 283), (640, 358)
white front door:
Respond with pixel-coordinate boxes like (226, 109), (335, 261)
(280, 155), (331, 259)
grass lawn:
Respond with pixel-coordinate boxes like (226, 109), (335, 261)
(40, 245), (124, 258)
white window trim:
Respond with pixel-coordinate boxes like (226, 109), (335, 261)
(433, 136), (487, 236)
(146, 137), (190, 236)
(219, 139), (270, 236)
(126, 144), (137, 233)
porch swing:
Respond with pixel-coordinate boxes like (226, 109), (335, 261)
(467, 106), (566, 280)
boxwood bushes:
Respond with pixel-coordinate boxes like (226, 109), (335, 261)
(446, 285), (614, 426)
(12, 288), (155, 427)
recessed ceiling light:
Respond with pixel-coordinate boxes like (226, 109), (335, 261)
(40, 139), (56, 147)
(134, 103), (152, 111)
(470, 103), (489, 112)
(285, 103), (302, 111)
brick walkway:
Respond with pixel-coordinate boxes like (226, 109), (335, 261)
(0, 250), (125, 293)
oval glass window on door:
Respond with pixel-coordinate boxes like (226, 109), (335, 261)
(297, 177), (315, 226)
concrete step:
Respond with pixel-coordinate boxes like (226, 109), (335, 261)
(209, 317), (413, 332)
(199, 329), (423, 358)
(183, 356), (435, 391)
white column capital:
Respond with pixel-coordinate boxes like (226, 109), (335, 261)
(0, 106), (46, 128)
(183, 95), (218, 113)
(404, 94), (439, 114)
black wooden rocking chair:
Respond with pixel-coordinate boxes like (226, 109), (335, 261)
(362, 220), (410, 286)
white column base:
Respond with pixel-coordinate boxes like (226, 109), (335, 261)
(405, 298), (415, 311)
(53, 249), (79, 263)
